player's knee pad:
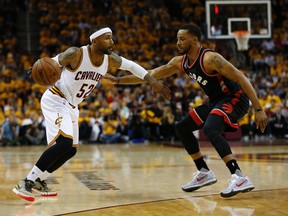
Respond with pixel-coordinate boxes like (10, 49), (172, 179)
(202, 115), (225, 143)
(175, 117), (200, 155)
(175, 116), (197, 136)
(202, 126), (219, 141)
(202, 126), (232, 158)
(55, 135), (73, 152)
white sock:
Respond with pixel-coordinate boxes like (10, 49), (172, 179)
(39, 171), (52, 181)
(26, 165), (43, 182)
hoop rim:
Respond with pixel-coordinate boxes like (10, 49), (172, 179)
(233, 30), (251, 38)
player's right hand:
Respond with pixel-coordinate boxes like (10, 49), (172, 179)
(254, 110), (268, 133)
(27, 67), (32, 78)
(150, 80), (171, 101)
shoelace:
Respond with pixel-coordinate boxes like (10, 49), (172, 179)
(36, 178), (47, 186)
(40, 180), (47, 187)
(183, 171), (201, 185)
(25, 180), (35, 192)
(36, 179), (49, 190)
(192, 171), (202, 179)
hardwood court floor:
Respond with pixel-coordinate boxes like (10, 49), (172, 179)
(0, 140), (287, 216)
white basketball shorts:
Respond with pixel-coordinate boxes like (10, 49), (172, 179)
(41, 90), (79, 146)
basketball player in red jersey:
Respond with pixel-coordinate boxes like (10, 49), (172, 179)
(12, 26), (171, 202)
(106, 23), (268, 197)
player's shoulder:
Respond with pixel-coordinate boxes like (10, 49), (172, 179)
(65, 46), (81, 54)
(60, 46), (81, 60)
(110, 52), (120, 59)
(169, 55), (184, 65)
(108, 52), (122, 67)
(59, 46), (81, 68)
(173, 55), (184, 60)
(202, 49), (222, 61)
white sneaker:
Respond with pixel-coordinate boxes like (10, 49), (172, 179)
(182, 168), (217, 192)
(220, 170), (254, 198)
(12, 179), (35, 202)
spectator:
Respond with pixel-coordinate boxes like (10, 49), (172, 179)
(18, 111), (46, 146)
(100, 114), (121, 144)
(239, 106), (254, 141)
(270, 107), (287, 138)
(79, 110), (92, 144)
(1, 113), (19, 146)
(24, 121), (46, 145)
(88, 113), (102, 144)
(160, 105), (176, 141)
(140, 103), (162, 141)
(128, 108), (146, 143)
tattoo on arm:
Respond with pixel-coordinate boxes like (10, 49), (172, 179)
(210, 55), (225, 72)
(64, 47), (79, 58)
(110, 53), (121, 68)
(59, 47), (79, 65)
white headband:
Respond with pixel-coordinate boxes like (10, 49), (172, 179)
(89, 27), (112, 42)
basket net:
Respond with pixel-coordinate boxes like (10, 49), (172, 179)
(233, 30), (250, 51)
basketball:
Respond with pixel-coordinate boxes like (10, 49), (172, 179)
(31, 57), (61, 86)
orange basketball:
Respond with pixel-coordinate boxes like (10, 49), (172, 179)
(31, 57), (61, 86)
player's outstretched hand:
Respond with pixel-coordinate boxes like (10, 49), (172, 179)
(254, 110), (268, 133)
(150, 80), (171, 101)
(104, 73), (171, 100)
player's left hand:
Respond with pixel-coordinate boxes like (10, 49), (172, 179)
(25, 67), (34, 81)
(150, 80), (171, 101)
(27, 67), (32, 78)
(254, 110), (268, 133)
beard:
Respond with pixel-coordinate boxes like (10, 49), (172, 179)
(99, 46), (113, 55)
(179, 45), (190, 55)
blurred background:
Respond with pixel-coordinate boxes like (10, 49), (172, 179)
(0, 0), (287, 146)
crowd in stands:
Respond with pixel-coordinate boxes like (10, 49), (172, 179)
(1, 0), (288, 146)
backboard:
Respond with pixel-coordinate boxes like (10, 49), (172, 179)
(205, 0), (272, 39)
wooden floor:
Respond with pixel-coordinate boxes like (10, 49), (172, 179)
(0, 139), (288, 216)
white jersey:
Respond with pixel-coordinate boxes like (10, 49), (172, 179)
(52, 45), (109, 106)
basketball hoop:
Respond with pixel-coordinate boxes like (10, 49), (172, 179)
(232, 30), (250, 51)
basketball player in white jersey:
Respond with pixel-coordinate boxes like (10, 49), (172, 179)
(12, 26), (171, 202)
